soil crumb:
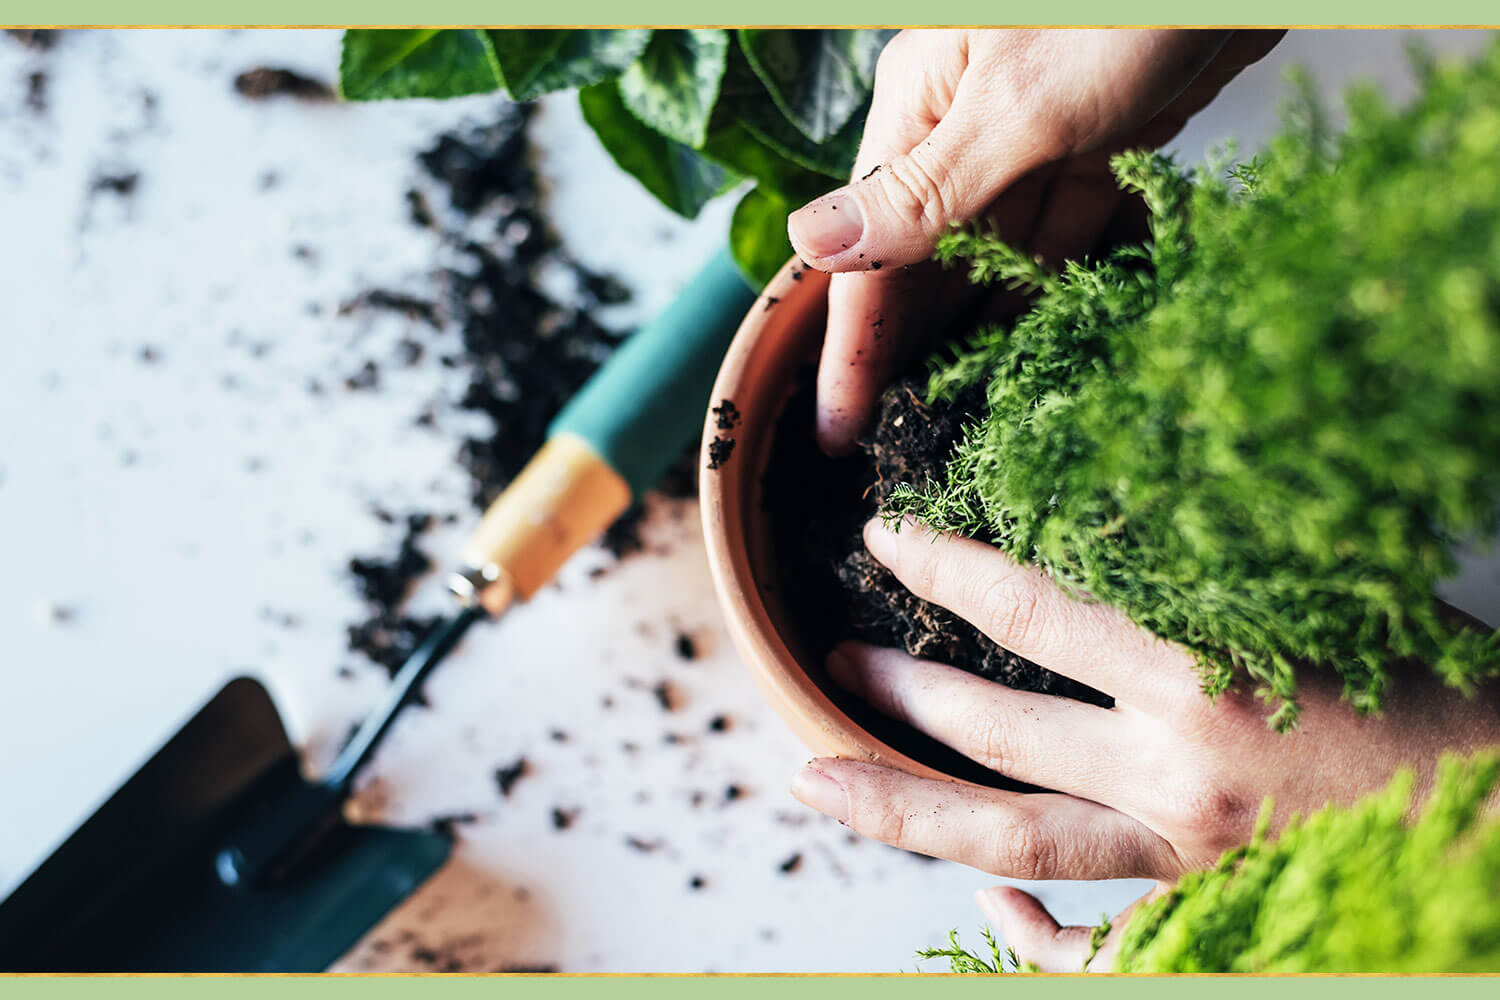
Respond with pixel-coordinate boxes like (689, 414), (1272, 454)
(233, 66), (334, 101)
(494, 757), (529, 797)
(25, 71), (46, 114)
(651, 680), (677, 712)
(338, 288), (440, 328)
(90, 172), (139, 198)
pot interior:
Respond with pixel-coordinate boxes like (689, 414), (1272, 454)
(719, 269), (1010, 787)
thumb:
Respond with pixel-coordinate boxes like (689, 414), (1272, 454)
(787, 88), (1046, 272)
(976, 886), (1110, 974)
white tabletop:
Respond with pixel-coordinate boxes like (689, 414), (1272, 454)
(2, 28), (1495, 973)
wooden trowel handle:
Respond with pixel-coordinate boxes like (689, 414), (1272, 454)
(450, 248), (757, 615)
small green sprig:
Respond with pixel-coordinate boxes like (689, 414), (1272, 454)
(915, 927), (1028, 974)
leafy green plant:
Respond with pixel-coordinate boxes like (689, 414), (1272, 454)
(888, 44), (1500, 726)
(338, 28), (894, 286)
(920, 752), (1500, 974)
(1114, 752), (1500, 973)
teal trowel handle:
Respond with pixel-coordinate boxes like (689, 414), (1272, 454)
(551, 248), (757, 495)
(453, 248), (758, 613)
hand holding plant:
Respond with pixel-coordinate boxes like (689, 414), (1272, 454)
(792, 28), (1283, 454)
(792, 40), (1500, 967)
(790, 517), (1500, 894)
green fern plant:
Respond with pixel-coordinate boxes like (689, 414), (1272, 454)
(888, 44), (1500, 726)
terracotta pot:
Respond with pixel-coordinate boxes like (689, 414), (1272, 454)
(699, 258), (956, 781)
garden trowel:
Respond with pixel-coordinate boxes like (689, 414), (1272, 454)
(0, 250), (758, 972)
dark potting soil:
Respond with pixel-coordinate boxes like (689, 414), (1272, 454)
(5, 29), (57, 51)
(341, 104), (696, 688)
(763, 372), (1111, 786)
(232, 66), (334, 101)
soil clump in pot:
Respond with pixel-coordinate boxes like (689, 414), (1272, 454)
(763, 371), (1111, 782)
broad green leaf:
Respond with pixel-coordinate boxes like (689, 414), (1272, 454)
(736, 97), (867, 180)
(729, 186), (794, 289)
(487, 29), (652, 101)
(716, 46), (866, 180)
(339, 29), (501, 101)
(579, 81), (727, 219)
(618, 29), (729, 148)
(701, 121), (831, 205)
(738, 29), (895, 143)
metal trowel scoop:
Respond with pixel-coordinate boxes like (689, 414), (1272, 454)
(0, 251), (757, 972)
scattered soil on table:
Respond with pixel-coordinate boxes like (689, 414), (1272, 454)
(25, 71), (46, 114)
(344, 512), (443, 702)
(5, 29), (56, 51)
(339, 104), (696, 689)
(90, 172), (139, 198)
(232, 66), (334, 101)
(763, 372), (1111, 785)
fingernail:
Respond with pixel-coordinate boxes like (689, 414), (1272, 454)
(788, 191), (863, 260)
(862, 516), (896, 565)
(790, 763), (850, 823)
(825, 645), (864, 696)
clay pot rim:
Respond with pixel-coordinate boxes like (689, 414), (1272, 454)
(698, 257), (958, 782)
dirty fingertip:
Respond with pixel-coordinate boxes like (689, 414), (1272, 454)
(814, 402), (859, 457)
(861, 516), (902, 563)
(788, 190), (864, 264)
(790, 761), (851, 823)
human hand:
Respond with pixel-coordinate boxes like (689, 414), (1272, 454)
(789, 28), (1283, 454)
(789, 518), (1500, 969)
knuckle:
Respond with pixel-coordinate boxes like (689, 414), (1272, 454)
(988, 817), (1057, 880)
(865, 802), (910, 848)
(878, 151), (957, 236)
(974, 572), (1045, 649)
(969, 709), (1023, 774)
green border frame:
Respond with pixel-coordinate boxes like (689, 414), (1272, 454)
(4, 13), (1499, 988)
(2, 6), (1499, 27)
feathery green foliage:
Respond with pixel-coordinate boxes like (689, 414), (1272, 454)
(915, 927), (1024, 974)
(919, 752), (1500, 974)
(1115, 752), (1500, 972)
(888, 46), (1500, 725)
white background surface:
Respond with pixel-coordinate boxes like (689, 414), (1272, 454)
(1, 28), (1496, 973)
